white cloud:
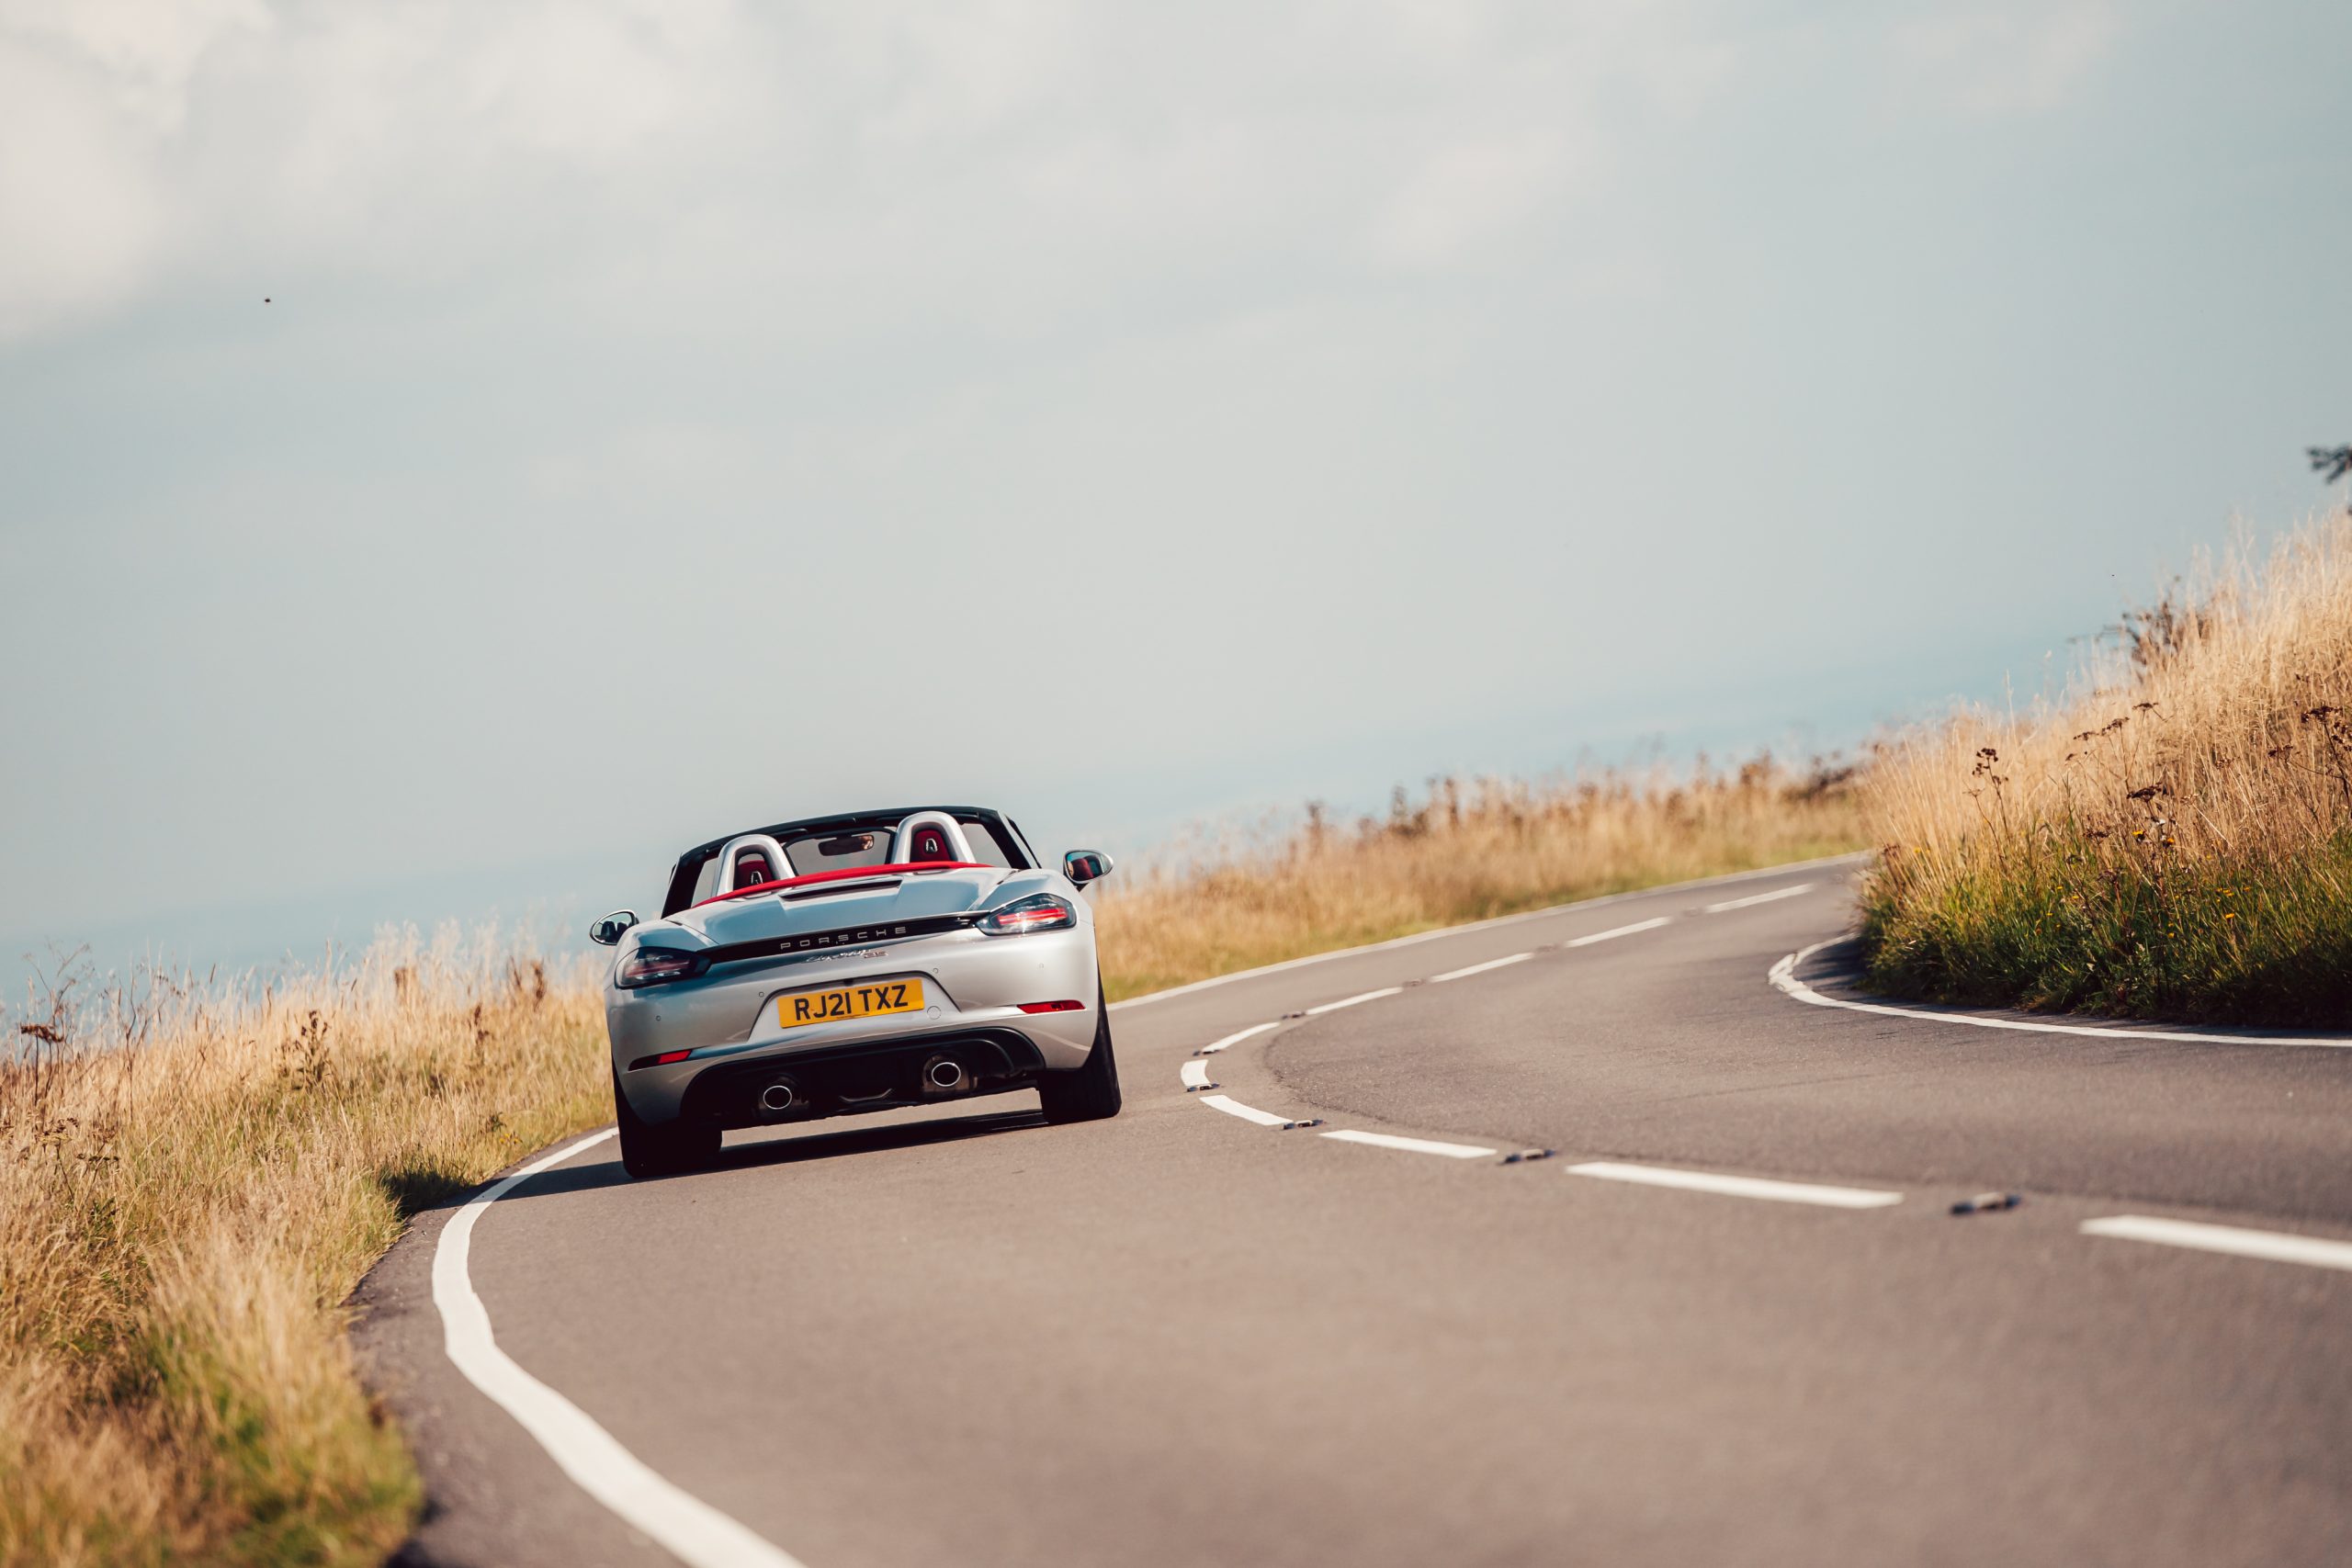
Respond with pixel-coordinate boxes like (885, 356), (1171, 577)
(0, 0), (1737, 343)
(0, 0), (268, 129)
(1894, 0), (2121, 116)
(1371, 130), (1575, 267)
(0, 40), (165, 336)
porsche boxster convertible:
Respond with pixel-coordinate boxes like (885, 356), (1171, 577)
(589, 806), (1120, 1178)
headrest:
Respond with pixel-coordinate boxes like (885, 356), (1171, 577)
(889, 811), (975, 866)
(713, 833), (792, 894)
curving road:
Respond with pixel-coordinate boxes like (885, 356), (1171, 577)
(356, 860), (2352, 1568)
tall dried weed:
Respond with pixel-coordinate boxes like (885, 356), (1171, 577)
(1856, 513), (2352, 1022)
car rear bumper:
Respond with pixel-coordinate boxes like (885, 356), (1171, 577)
(607, 924), (1099, 1126)
(673, 1026), (1050, 1130)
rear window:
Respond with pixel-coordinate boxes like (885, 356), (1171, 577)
(783, 830), (892, 874)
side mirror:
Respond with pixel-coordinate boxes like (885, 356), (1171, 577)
(589, 910), (639, 947)
(1062, 850), (1114, 887)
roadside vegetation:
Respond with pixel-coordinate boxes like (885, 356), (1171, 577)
(1855, 512), (2352, 1025)
(0, 760), (1861, 1565)
(0, 935), (605, 1568)
(1096, 761), (1868, 999)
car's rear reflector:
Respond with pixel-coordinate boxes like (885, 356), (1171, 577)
(627, 1048), (695, 1070)
(1017, 999), (1084, 1013)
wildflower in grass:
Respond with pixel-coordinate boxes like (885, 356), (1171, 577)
(1853, 511), (2351, 1025)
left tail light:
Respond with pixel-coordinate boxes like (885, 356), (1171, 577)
(974, 893), (1077, 936)
(616, 946), (709, 987)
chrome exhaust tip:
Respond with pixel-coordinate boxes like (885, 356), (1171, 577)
(922, 1055), (969, 1093)
(758, 1078), (799, 1113)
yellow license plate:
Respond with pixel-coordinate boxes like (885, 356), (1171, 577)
(778, 977), (924, 1030)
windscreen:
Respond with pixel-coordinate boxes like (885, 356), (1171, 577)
(679, 812), (1023, 907)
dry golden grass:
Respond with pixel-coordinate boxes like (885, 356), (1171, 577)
(1097, 763), (1869, 999)
(1856, 512), (2352, 1022)
(1, 761), (1862, 1564)
(0, 931), (607, 1567)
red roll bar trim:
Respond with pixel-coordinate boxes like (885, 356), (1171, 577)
(692, 862), (992, 908)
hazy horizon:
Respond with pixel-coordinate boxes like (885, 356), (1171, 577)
(0, 608), (2238, 997)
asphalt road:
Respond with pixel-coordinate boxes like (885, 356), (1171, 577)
(355, 861), (2352, 1567)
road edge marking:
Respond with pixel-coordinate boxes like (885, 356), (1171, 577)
(1704, 883), (1813, 913)
(1770, 942), (2352, 1049)
(1566, 1160), (1902, 1209)
(432, 1130), (808, 1568)
(1430, 953), (1533, 983)
(1565, 916), (1672, 948)
(1321, 1129), (1496, 1159)
(1196, 1022), (1278, 1055)
(2081, 1215), (2352, 1272)
(1199, 1093), (1294, 1127)
(1305, 987), (1404, 1015)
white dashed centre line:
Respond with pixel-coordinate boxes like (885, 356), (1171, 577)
(1430, 953), (1533, 983)
(1199, 1094), (1294, 1127)
(1565, 917), (1673, 948)
(1197, 1021), (1280, 1055)
(1306, 987), (1404, 1015)
(1179, 1059), (1213, 1089)
(1566, 1160), (1902, 1209)
(1322, 1130), (1496, 1159)
(1704, 883), (1814, 913)
(2081, 1215), (2352, 1272)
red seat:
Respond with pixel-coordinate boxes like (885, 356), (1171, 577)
(909, 829), (952, 863)
(733, 852), (774, 888)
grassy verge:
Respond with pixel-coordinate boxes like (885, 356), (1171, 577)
(1, 935), (606, 1567)
(0, 760), (1862, 1564)
(1855, 513), (2352, 1026)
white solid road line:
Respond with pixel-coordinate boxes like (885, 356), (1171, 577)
(1322, 1129), (1497, 1159)
(1180, 1059), (1213, 1089)
(1306, 986), (1405, 1015)
(1431, 952), (1533, 983)
(1771, 943), (2352, 1049)
(433, 1132), (806, 1568)
(1199, 1094), (1295, 1127)
(1197, 1021), (1279, 1055)
(1566, 1160), (1903, 1210)
(2081, 1215), (2352, 1272)
(1704, 883), (1814, 913)
(1108, 852), (1867, 1011)
(1565, 917), (1673, 948)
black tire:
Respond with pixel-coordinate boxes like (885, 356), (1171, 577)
(613, 1070), (720, 1179)
(1038, 994), (1122, 1124)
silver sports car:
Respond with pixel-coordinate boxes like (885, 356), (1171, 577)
(588, 806), (1121, 1179)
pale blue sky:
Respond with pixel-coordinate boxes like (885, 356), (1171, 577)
(3, 1), (2346, 984)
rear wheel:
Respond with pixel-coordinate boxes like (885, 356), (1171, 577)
(1038, 993), (1122, 1124)
(613, 1070), (720, 1179)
